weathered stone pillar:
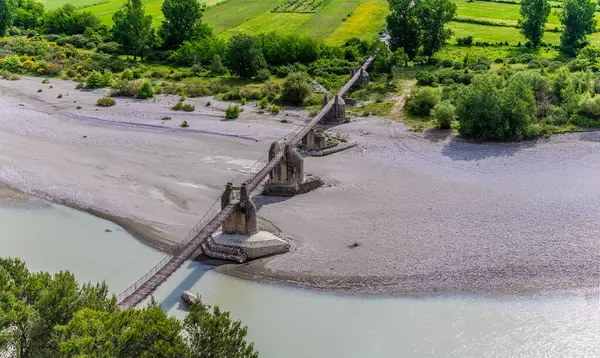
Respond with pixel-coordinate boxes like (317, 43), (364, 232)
(320, 95), (345, 125)
(302, 129), (327, 150)
(323, 93), (329, 108)
(222, 183), (258, 235)
(264, 141), (322, 196)
(358, 68), (370, 87)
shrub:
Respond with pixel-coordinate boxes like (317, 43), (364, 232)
(255, 68), (271, 82)
(1, 55), (22, 73)
(257, 97), (269, 109)
(269, 104), (282, 114)
(570, 114), (600, 127)
(76, 106), (82, 109)
(206, 100), (211, 106)
(111, 80), (139, 97)
(406, 87), (441, 116)
(37, 88), (42, 92)
(96, 97), (116, 107)
(523, 123), (542, 139)
(431, 101), (455, 129)
(42, 78), (49, 84)
(281, 72), (311, 105)
(181, 103), (195, 112)
(578, 93), (600, 118)
(211, 55), (226, 75)
(225, 104), (242, 119)
(547, 61), (563, 72)
(161, 116), (171, 120)
(57, 93), (63, 98)
(456, 36), (473, 46)
(172, 101), (184, 110)
(181, 120), (189, 127)
(416, 70), (437, 86)
(85, 70), (107, 88)
(121, 68), (134, 80)
(241, 98), (247, 105)
(136, 81), (155, 99)
(527, 60), (542, 69)
(507, 57), (518, 64)
(75, 82), (84, 89)
(97, 42), (120, 54)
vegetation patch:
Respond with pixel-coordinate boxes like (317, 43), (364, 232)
(272, 0), (332, 13)
(96, 96), (116, 107)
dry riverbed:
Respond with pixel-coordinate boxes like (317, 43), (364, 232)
(0, 76), (598, 297)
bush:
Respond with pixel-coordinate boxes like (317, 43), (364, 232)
(456, 36), (473, 46)
(406, 87), (441, 116)
(85, 70), (107, 88)
(1, 55), (22, 73)
(431, 101), (455, 129)
(206, 100), (211, 106)
(96, 97), (116, 107)
(507, 57), (517, 64)
(257, 97), (269, 109)
(37, 88), (42, 92)
(416, 70), (437, 86)
(121, 69), (134, 80)
(57, 93), (63, 98)
(281, 72), (311, 105)
(527, 60), (542, 69)
(211, 55), (226, 75)
(225, 104), (242, 119)
(161, 116), (171, 120)
(181, 103), (195, 112)
(523, 123), (542, 139)
(269, 104), (282, 114)
(111, 80), (139, 97)
(255, 68), (270, 82)
(181, 120), (189, 127)
(547, 61), (563, 72)
(136, 81), (155, 99)
(570, 114), (600, 127)
(578, 93), (600, 118)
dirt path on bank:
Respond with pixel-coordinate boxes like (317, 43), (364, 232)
(0, 76), (598, 296)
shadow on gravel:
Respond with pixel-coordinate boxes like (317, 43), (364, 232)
(578, 131), (600, 142)
(423, 128), (452, 143)
(252, 195), (293, 212)
(441, 137), (536, 161)
(159, 261), (211, 312)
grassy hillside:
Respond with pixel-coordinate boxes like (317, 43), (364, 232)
(42, 0), (600, 47)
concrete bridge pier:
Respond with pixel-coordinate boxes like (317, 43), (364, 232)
(320, 94), (346, 125)
(201, 182), (289, 263)
(263, 141), (323, 196)
(302, 128), (327, 151)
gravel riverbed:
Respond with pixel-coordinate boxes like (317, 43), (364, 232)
(0, 76), (598, 296)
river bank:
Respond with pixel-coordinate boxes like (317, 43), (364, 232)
(0, 76), (599, 297)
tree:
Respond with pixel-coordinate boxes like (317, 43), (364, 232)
(386, 0), (456, 58)
(0, 0), (17, 35)
(560, 0), (597, 51)
(414, 0), (456, 56)
(160, 0), (208, 50)
(13, 0), (44, 29)
(184, 300), (258, 358)
(112, 0), (154, 61)
(519, 0), (551, 47)
(281, 72), (311, 105)
(43, 4), (100, 35)
(224, 34), (266, 78)
(386, 0), (420, 58)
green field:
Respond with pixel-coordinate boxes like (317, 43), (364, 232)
(41, 0), (600, 47)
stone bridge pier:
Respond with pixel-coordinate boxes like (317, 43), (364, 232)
(263, 141), (323, 196)
(221, 183), (257, 235)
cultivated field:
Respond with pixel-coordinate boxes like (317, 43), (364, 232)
(43, 0), (600, 46)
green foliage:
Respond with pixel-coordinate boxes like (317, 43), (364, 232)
(112, 0), (154, 61)
(136, 80), (154, 99)
(577, 93), (600, 118)
(225, 34), (267, 78)
(43, 4), (100, 35)
(181, 120), (189, 127)
(225, 104), (242, 119)
(281, 72), (311, 105)
(1, 54), (21, 73)
(0, 0), (17, 36)
(111, 79), (139, 97)
(269, 104), (282, 114)
(172, 101), (195, 111)
(13, 0), (44, 29)
(85, 70), (109, 89)
(456, 73), (536, 140)
(210, 54), (226, 75)
(255, 68), (270, 82)
(96, 96), (116, 107)
(184, 301), (258, 358)
(160, 0), (207, 50)
(560, 0), (597, 50)
(257, 96), (269, 109)
(519, 0), (551, 48)
(431, 100), (455, 129)
(387, 0), (456, 58)
(121, 68), (134, 80)
(407, 87), (441, 116)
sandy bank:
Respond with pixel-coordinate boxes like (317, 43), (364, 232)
(0, 76), (598, 296)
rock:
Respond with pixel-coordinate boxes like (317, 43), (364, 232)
(311, 80), (328, 93)
(105, 229), (112, 233)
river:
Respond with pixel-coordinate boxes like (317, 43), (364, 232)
(1, 199), (599, 357)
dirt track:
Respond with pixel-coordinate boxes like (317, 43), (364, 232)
(1, 76), (598, 296)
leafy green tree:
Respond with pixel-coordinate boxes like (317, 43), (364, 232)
(281, 72), (311, 105)
(387, 0), (456, 58)
(184, 300), (258, 358)
(224, 34), (267, 78)
(386, 0), (420, 58)
(414, 0), (456, 56)
(0, 0), (17, 35)
(13, 0), (44, 29)
(160, 0), (208, 50)
(519, 0), (551, 47)
(42, 3), (100, 34)
(560, 0), (597, 51)
(112, 0), (154, 61)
